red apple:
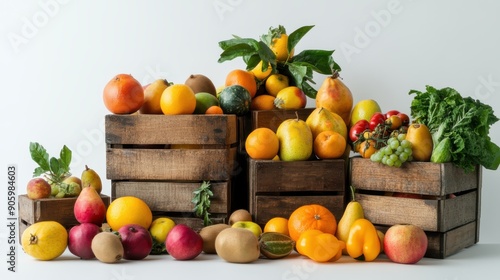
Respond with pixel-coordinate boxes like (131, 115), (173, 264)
(26, 178), (51, 199)
(166, 224), (203, 260)
(118, 224), (153, 260)
(68, 223), (101, 259)
(384, 224), (428, 264)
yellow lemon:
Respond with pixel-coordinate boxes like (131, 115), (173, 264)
(251, 60), (272, 81)
(265, 73), (289, 97)
(149, 217), (176, 243)
(350, 99), (382, 127)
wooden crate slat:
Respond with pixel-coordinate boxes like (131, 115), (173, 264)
(426, 221), (478, 258)
(106, 147), (237, 181)
(251, 108), (314, 132)
(105, 114), (238, 145)
(249, 159), (346, 193)
(350, 157), (479, 195)
(253, 195), (345, 228)
(112, 181), (229, 214)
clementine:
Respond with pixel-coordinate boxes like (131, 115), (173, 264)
(245, 127), (279, 160)
(160, 84), (196, 115)
(264, 217), (289, 236)
(106, 196), (153, 231)
(288, 204), (337, 241)
(314, 130), (347, 159)
(205, 105), (224, 114)
(225, 69), (258, 98)
(103, 74), (144, 114)
(250, 94), (276, 110)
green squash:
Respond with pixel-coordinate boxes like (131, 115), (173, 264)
(218, 85), (251, 116)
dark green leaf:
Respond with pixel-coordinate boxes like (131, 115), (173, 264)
(218, 43), (258, 63)
(29, 142), (50, 172)
(59, 145), (72, 172)
(290, 49), (335, 74)
(257, 41), (277, 71)
(287, 63), (309, 87)
(287, 25), (314, 54)
(244, 54), (261, 70)
(49, 157), (61, 176)
(218, 37), (259, 50)
(301, 81), (318, 99)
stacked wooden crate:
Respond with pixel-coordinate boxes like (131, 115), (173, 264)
(246, 109), (348, 228)
(105, 114), (240, 230)
(350, 157), (481, 258)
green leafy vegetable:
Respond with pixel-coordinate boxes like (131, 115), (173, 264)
(409, 86), (500, 172)
(217, 25), (341, 98)
(192, 181), (213, 226)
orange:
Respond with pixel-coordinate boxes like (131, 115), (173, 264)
(103, 74), (144, 114)
(264, 217), (289, 236)
(288, 204), (337, 241)
(205, 105), (224, 114)
(271, 34), (294, 62)
(265, 73), (289, 97)
(106, 196), (153, 231)
(160, 84), (196, 115)
(314, 130), (347, 159)
(251, 60), (272, 81)
(359, 140), (377, 158)
(245, 127), (279, 160)
(225, 69), (258, 98)
(250, 94), (276, 110)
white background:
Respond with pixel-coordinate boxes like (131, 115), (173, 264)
(1, 0), (499, 278)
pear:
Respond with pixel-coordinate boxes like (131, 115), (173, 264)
(336, 186), (364, 254)
(276, 113), (313, 161)
(81, 165), (102, 194)
(74, 186), (106, 226)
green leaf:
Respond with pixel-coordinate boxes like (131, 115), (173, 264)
(218, 37), (259, 50)
(33, 167), (46, 177)
(261, 25), (286, 46)
(287, 25), (314, 54)
(257, 41), (277, 70)
(49, 157), (61, 176)
(244, 54), (261, 70)
(29, 142), (50, 172)
(218, 43), (258, 63)
(290, 49), (335, 74)
(301, 81), (318, 99)
(59, 145), (72, 173)
(287, 63), (309, 87)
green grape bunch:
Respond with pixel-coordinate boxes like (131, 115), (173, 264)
(370, 133), (413, 167)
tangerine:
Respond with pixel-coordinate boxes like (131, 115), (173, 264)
(264, 217), (289, 236)
(106, 196), (153, 231)
(250, 94), (276, 110)
(160, 84), (196, 115)
(314, 130), (347, 159)
(245, 127), (279, 160)
(288, 204), (337, 241)
(103, 74), (144, 114)
(205, 105), (224, 114)
(225, 69), (258, 98)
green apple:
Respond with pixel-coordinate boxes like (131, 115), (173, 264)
(231, 221), (262, 238)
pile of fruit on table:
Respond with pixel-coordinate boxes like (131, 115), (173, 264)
(21, 24), (499, 265)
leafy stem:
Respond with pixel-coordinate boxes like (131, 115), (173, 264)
(192, 181), (214, 226)
(29, 142), (72, 185)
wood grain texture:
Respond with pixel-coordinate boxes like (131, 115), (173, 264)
(112, 181), (229, 214)
(251, 108), (314, 132)
(105, 114), (238, 145)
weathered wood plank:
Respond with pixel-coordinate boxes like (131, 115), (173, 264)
(251, 108), (314, 132)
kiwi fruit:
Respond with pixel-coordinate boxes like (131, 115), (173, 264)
(91, 232), (124, 263)
(228, 209), (252, 225)
(199, 223), (231, 254)
(185, 74), (217, 96)
(215, 227), (260, 263)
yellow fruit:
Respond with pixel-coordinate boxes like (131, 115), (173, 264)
(149, 217), (176, 243)
(140, 79), (170, 114)
(406, 123), (433, 161)
(251, 60), (272, 81)
(306, 107), (348, 140)
(276, 116), (313, 161)
(106, 196), (153, 231)
(264, 217), (289, 236)
(22, 221), (68, 261)
(274, 86), (307, 109)
(315, 72), (353, 126)
(250, 94), (276, 110)
(265, 73), (289, 97)
(350, 99), (382, 127)
(160, 84), (196, 115)
(271, 34), (294, 62)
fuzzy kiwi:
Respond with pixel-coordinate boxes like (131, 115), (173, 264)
(199, 223), (231, 254)
(215, 227), (260, 263)
(185, 74), (217, 96)
(91, 232), (124, 263)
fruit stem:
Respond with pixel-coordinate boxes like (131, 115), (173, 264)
(350, 185), (357, 202)
(331, 70), (340, 80)
(29, 233), (38, 245)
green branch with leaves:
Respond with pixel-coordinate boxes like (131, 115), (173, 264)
(192, 181), (214, 226)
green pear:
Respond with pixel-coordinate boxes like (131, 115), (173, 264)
(81, 165), (102, 194)
(276, 115), (313, 161)
(336, 186), (364, 254)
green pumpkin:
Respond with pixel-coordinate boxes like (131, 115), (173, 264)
(218, 85), (251, 116)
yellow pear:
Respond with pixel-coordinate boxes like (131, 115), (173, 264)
(306, 107), (348, 140)
(81, 165), (102, 194)
(336, 186), (364, 255)
(276, 114), (313, 161)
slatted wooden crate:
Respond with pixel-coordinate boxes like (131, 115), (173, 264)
(247, 108), (347, 227)
(105, 114), (240, 230)
(18, 194), (111, 242)
(350, 157), (481, 258)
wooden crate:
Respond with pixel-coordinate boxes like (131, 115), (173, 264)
(251, 108), (314, 132)
(18, 194), (111, 241)
(350, 157), (481, 258)
(248, 153), (348, 228)
(105, 114), (240, 229)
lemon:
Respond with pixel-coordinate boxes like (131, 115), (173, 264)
(251, 60), (272, 81)
(22, 221), (68, 260)
(149, 217), (176, 243)
(350, 99), (382, 127)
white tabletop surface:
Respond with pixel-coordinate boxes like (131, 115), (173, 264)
(5, 243), (500, 280)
